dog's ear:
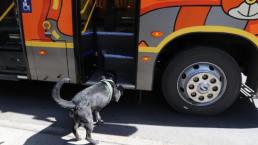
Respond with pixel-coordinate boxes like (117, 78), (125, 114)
(105, 72), (117, 82)
(117, 85), (124, 91)
(117, 85), (124, 96)
(100, 75), (106, 80)
(113, 85), (122, 102)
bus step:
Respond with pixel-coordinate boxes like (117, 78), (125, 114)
(0, 74), (19, 81)
(0, 26), (19, 32)
(9, 33), (21, 40)
(0, 44), (21, 51)
(0, 50), (26, 74)
(85, 71), (135, 89)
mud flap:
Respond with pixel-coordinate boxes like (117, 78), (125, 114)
(240, 83), (258, 108)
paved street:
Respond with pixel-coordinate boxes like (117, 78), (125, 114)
(1, 80), (258, 145)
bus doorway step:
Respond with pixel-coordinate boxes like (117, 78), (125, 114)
(84, 70), (135, 89)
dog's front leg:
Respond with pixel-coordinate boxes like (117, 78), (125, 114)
(72, 122), (82, 141)
(95, 111), (104, 125)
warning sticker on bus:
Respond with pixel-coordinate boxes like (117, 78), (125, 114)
(20, 0), (32, 13)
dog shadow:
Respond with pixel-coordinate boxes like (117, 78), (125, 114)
(21, 118), (137, 145)
(0, 81), (137, 145)
(94, 123), (137, 136)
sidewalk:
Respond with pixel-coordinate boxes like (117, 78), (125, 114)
(0, 119), (172, 145)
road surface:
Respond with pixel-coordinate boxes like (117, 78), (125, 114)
(0, 80), (258, 145)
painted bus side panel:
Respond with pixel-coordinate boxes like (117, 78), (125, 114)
(20, 0), (77, 83)
(137, 0), (258, 90)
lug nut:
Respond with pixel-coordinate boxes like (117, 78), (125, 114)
(199, 96), (205, 101)
(210, 78), (216, 84)
(208, 94), (213, 99)
(202, 74), (208, 80)
(189, 84), (195, 90)
(193, 77), (199, 82)
(191, 92), (197, 97)
(213, 86), (218, 92)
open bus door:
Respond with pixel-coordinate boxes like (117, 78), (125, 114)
(78, 0), (100, 83)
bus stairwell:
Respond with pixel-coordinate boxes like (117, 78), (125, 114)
(79, 0), (137, 89)
(0, 0), (26, 78)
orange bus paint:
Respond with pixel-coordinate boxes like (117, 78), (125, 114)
(175, 6), (211, 31)
(47, 0), (62, 20)
(57, 0), (73, 36)
(22, 0), (73, 41)
(245, 20), (258, 36)
(221, 0), (243, 13)
(139, 41), (149, 47)
(22, 0), (51, 41)
(140, 0), (221, 15)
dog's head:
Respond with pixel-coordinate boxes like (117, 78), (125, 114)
(112, 84), (123, 102)
(101, 75), (123, 102)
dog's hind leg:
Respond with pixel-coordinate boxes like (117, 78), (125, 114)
(85, 123), (99, 145)
(72, 122), (82, 141)
(94, 111), (104, 125)
(79, 107), (99, 144)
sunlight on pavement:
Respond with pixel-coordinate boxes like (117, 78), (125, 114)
(0, 118), (172, 145)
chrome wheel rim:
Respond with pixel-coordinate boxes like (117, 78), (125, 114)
(177, 62), (227, 106)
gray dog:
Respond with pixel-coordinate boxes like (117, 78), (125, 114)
(52, 76), (123, 144)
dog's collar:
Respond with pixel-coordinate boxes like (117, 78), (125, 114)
(101, 79), (114, 98)
(105, 79), (114, 84)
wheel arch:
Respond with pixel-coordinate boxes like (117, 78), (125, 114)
(154, 26), (258, 92)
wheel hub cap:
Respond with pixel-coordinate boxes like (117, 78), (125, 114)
(198, 82), (209, 94)
(177, 63), (227, 106)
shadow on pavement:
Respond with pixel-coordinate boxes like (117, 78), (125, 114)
(0, 81), (137, 145)
(0, 80), (258, 144)
(105, 92), (258, 129)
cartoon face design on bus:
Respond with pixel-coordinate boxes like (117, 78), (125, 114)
(222, 0), (258, 20)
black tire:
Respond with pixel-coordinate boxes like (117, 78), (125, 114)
(162, 47), (241, 115)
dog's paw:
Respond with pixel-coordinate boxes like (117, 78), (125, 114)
(75, 137), (82, 141)
(87, 138), (99, 145)
(95, 120), (104, 125)
(92, 140), (99, 145)
(98, 119), (104, 124)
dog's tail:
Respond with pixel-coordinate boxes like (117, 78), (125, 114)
(52, 78), (75, 109)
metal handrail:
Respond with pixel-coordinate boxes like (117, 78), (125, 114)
(0, 2), (15, 22)
(81, 0), (96, 33)
(80, 0), (91, 14)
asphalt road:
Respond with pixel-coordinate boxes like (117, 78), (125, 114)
(0, 80), (258, 145)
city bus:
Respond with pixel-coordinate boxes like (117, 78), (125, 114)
(0, 0), (257, 115)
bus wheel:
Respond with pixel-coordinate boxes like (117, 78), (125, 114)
(162, 47), (241, 115)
